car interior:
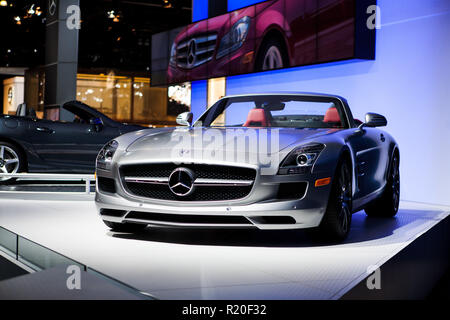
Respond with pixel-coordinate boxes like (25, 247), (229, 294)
(14, 102), (99, 125)
(63, 104), (97, 124)
(16, 103), (37, 119)
(242, 105), (344, 129)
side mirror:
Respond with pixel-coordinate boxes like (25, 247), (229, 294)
(176, 112), (193, 126)
(359, 113), (387, 129)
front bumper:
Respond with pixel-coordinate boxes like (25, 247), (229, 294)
(95, 167), (333, 230)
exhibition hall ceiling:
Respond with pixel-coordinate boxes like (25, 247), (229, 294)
(0, 0), (192, 71)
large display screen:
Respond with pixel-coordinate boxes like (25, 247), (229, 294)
(151, 0), (376, 86)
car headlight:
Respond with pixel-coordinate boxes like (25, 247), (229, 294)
(96, 140), (118, 170)
(278, 144), (325, 175)
(169, 43), (176, 66)
(216, 16), (251, 59)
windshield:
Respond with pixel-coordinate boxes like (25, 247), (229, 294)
(197, 95), (347, 129)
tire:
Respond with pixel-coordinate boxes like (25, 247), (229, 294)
(255, 36), (289, 72)
(365, 153), (400, 217)
(103, 220), (147, 232)
(0, 141), (26, 184)
(318, 158), (353, 242)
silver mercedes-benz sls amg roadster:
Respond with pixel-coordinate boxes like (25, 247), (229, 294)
(95, 93), (400, 241)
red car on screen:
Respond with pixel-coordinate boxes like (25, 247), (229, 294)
(167, 0), (355, 84)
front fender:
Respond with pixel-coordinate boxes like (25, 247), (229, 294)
(312, 139), (357, 199)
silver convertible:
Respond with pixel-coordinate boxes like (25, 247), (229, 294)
(95, 93), (400, 241)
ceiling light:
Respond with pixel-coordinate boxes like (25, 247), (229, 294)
(28, 4), (35, 15)
(107, 10), (115, 19)
(0, 1), (7, 7)
(163, 0), (172, 8)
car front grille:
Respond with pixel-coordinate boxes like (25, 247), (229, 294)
(176, 34), (217, 69)
(120, 163), (256, 201)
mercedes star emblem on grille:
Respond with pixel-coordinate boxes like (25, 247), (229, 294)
(168, 167), (196, 197)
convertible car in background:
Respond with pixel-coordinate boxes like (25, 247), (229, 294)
(0, 101), (143, 180)
(95, 93), (400, 241)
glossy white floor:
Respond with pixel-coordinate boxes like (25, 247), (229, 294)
(0, 196), (448, 299)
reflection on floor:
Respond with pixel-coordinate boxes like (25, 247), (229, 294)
(0, 265), (147, 300)
(0, 197), (448, 299)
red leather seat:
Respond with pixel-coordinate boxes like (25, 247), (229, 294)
(243, 108), (271, 127)
(323, 107), (341, 124)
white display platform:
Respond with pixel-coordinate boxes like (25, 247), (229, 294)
(0, 195), (448, 299)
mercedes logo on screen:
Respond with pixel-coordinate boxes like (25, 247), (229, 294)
(49, 0), (57, 16)
(187, 39), (197, 68)
(168, 167), (196, 197)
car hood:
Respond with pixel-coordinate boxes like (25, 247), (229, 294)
(118, 123), (146, 134)
(124, 127), (337, 163)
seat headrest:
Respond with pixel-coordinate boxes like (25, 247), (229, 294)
(323, 107), (341, 123)
(243, 108), (270, 127)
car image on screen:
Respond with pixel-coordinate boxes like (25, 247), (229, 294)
(167, 0), (355, 84)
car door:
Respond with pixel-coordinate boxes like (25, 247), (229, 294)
(81, 122), (122, 165)
(29, 115), (121, 172)
(284, 0), (318, 65)
(348, 127), (387, 199)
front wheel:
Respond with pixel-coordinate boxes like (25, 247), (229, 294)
(0, 142), (25, 184)
(318, 159), (353, 242)
(255, 37), (289, 72)
(103, 220), (147, 232)
(365, 153), (400, 217)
